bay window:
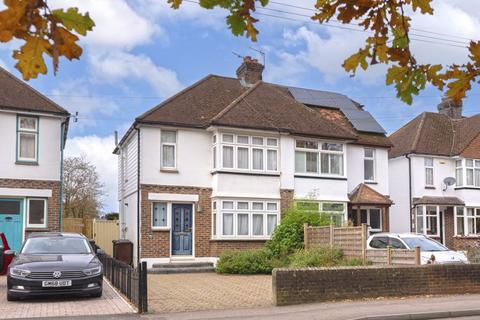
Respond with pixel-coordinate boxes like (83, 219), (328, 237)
(214, 133), (278, 173)
(212, 199), (280, 239)
(455, 207), (480, 236)
(295, 140), (344, 176)
(455, 159), (480, 187)
(17, 115), (38, 163)
(161, 130), (177, 169)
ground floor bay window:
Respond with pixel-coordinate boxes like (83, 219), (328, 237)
(455, 207), (480, 236)
(212, 199), (280, 239)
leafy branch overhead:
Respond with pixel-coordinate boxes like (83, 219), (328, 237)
(0, 0), (94, 80)
(169, 0), (480, 104)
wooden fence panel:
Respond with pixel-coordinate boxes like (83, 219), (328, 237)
(63, 218), (84, 234)
(84, 218), (94, 239)
(93, 219), (120, 256)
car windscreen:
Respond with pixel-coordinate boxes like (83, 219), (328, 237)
(21, 237), (92, 254)
(402, 237), (448, 251)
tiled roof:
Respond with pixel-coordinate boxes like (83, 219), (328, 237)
(0, 67), (69, 116)
(135, 75), (391, 146)
(413, 196), (464, 206)
(389, 112), (480, 158)
(349, 183), (392, 205)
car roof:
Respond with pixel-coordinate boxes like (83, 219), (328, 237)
(369, 233), (425, 238)
(27, 232), (87, 239)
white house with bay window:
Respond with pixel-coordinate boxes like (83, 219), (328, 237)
(389, 98), (480, 250)
(0, 67), (69, 251)
(115, 57), (392, 266)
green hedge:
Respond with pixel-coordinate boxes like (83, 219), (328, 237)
(216, 249), (273, 274)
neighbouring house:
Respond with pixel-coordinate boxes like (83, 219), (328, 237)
(389, 98), (480, 250)
(0, 67), (70, 251)
(115, 57), (392, 266)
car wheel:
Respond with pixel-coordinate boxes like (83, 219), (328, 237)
(7, 292), (18, 302)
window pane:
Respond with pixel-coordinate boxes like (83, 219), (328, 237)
(330, 154), (343, 175)
(370, 209), (381, 229)
(476, 218), (480, 235)
(475, 169), (480, 187)
(297, 202), (319, 211)
(457, 216), (465, 235)
(425, 168), (434, 185)
(364, 159), (374, 181)
(364, 148), (374, 158)
(237, 147), (249, 169)
(222, 134), (234, 143)
(162, 145), (175, 167)
(252, 137), (263, 145)
(330, 214), (343, 227)
(252, 202), (263, 210)
(468, 217), (475, 234)
(360, 209), (368, 224)
(267, 203), (277, 211)
(223, 213), (234, 235)
(267, 215), (277, 235)
(295, 151), (306, 173)
(28, 199), (45, 225)
(416, 206), (424, 233)
(306, 152), (318, 173)
(424, 157), (433, 166)
(237, 202), (249, 210)
(19, 133), (36, 159)
(267, 150), (277, 171)
(213, 146), (216, 168)
(223, 146), (234, 168)
(467, 169), (474, 185)
(457, 207), (464, 216)
(252, 214), (264, 235)
(237, 214), (249, 235)
(237, 135), (249, 144)
(222, 201), (234, 209)
(253, 149), (263, 170)
(456, 168), (463, 186)
(322, 143), (343, 151)
(322, 203), (344, 212)
(213, 213), (216, 236)
(466, 159), (474, 167)
(213, 135), (216, 143)
(321, 153), (329, 174)
(456, 160), (462, 167)
(19, 117), (37, 130)
(296, 140), (317, 149)
(267, 138), (277, 146)
(161, 131), (176, 143)
(153, 202), (167, 227)
(0, 201), (20, 215)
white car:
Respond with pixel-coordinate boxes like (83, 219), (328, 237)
(366, 233), (468, 264)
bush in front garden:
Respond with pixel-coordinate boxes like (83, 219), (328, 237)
(266, 207), (331, 256)
(288, 247), (343, 268)
(215, 249), (272, 274)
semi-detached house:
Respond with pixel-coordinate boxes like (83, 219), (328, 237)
(0, 67), (70, 251)
(389, 99), (480, 250)
(115, 57), (393, 266)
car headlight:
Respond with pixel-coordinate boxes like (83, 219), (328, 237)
(9, 268), (31, 278)
(83, 266), (102, 276)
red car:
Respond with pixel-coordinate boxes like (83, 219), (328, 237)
(0, 232), (12, 275)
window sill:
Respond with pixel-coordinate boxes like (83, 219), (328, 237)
(210, 237), (271, 241)
(25, 226), (47, 231)
(454, 235), (480, 239)
(160, 168), (178, 173)
(211, 170), (280, 177)
(16, 161), (38, 166)
(152, 227), (170, 231)
(365, 181), (378, 185)
(424, 186), (436, 190)
(454, 187), (480, 190)
(294, 174), (347, 181)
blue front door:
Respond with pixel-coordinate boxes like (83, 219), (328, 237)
(0, 199), (23, 251)
(172, 204), (193, 255)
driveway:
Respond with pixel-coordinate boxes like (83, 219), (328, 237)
(0, 276), (134, 319)
(148, 273), (272, 313)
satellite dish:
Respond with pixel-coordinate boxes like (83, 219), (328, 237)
(443, 177), (456, 191)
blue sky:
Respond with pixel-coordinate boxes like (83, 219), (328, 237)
(1, 0), (479, 212)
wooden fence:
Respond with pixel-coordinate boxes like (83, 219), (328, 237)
(93, 219), (120, 256)
(304, 224), (420, 265)
(63, 217), (94, 239)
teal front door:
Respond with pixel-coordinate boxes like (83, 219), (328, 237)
(0, 199), (23, 251)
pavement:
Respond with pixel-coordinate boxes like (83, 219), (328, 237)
(0, 276), (134, 319)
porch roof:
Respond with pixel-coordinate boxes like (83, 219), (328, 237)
(413, 196), (464, 206)
(348, 183), (392, 206)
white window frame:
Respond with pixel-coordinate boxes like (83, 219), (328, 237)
(160, 130), (177, 169)
(211, 199), (280, 240)
(17, 115), (39, 163)
(455, 159), (480, 188)
(455, 206), (480, 236)
(151, 202), (171, 230)
(424, 157), (434, 187)
(214, 132), (279, 174)
(358, 207), (383, 233)
(26, 198), (47, 229)
(364, 148), (375, 182)
(294, 139), (346, 177)
(456, 160), (463, 187)
(415, 205), (440, 237)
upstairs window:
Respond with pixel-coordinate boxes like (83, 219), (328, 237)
(17, 115), (38, 163)
(424, 157), (434, 187)
(364, 148), (375, 181)
(455, 159), (480, 187)
(295, 140), (344, 176)
(215, 133), (278, 174)
(161, 130), (177, 169)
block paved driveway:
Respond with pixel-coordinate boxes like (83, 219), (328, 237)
(148, 273), (272, 313)
(0, 276), (134, 319)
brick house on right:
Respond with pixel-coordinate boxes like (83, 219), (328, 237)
(389, 98), (480, 250)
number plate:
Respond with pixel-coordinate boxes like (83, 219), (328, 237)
(42, 280), (72, 287)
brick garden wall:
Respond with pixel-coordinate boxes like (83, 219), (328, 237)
(273, 264), (480, 306)
(0, 178), (61, 235)
(452, 236), (480, 251)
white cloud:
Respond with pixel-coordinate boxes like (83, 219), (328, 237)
(65, 135), (118, 212)
(89, 51), (183, 98)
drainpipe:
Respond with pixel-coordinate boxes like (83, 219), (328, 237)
(135, 125), (141, 266)
(405, 154), (413, 232)
(59, 119), (67, 232)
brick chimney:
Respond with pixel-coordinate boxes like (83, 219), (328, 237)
(437, 97), (463, 119)
(236, 56), (264, 87)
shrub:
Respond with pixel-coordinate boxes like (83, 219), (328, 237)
(215, 249), (272, 274)
(266, 207), (331, 256)
(288, 247), (344, 268)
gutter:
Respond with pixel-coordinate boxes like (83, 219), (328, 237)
(405, 154), (413, 232)
(135, 125), (141, 265)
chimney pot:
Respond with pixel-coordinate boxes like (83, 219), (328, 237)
(236, 56), (264, 87)
(437, 97), (463, 119)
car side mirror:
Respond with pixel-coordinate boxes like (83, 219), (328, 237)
(96, 249), (105, 255)
(4, 250), (16, 257)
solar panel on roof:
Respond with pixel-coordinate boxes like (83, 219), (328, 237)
(288, 86), (386, 134)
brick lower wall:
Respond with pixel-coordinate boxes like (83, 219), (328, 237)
(452, 236), (480, 250)
(0, 178), (61, 235)
(273, 264), (480, 306)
